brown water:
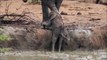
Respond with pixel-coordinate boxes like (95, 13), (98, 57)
(0, 50), (107, 60)
(0, 55), (53, 60)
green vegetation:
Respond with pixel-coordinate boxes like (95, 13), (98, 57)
(0, 34), (12, 53)
(0, 48), (12, 53)
(0, 34), (12, 42)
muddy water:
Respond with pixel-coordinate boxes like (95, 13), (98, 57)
(0, 56), (38, 60)
(1, 55), (49, 60)
(0, 50), (107, 60)
(0, 55), (68, 60)
(0, 56), (53, 60)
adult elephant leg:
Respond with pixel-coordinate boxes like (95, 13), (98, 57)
(41, 0), (60, 29)
(41, 0), (49, 21)
(41, 0), (49, 29)
(96, 0), (100, 3)
(55, 0), (63, 11)
(47, 0), (59, 14)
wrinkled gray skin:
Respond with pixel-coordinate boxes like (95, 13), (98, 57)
(41, 0), (63, 29)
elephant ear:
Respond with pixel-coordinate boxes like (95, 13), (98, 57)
(22, 0), (28, 3)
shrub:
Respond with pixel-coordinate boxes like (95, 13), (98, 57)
(0, 48), (12, 53)
(0, 34), (12, 42)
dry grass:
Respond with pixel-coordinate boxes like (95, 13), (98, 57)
(89, 27), (107, 49)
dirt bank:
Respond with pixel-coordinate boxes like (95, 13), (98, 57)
(0, 0), (107, 51)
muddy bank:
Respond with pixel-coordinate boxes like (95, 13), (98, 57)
(0, 20), (52, 50)
(0, 0), (107, 51)
(0, 19), (107, 51)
